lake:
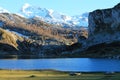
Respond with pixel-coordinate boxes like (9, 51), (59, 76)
(0, 58), (120, 72)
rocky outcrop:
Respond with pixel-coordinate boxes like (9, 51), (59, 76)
(77, 27), (88, 45)
(0, 28), (22, 55)
(0, 28), (67, 58)
(0, 28), (23, 49)
(88, 3), (120, 46)
(69, 3), (120, 59)
(0, 28), (40, 55)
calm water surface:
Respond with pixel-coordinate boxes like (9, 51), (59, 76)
(0, 58), (120, 72)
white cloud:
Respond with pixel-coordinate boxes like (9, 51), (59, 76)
(22, 3), (31, 13)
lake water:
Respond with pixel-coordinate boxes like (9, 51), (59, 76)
(0, 58), (120, 72)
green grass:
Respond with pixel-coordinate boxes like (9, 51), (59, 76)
(0, 70), (120, 80)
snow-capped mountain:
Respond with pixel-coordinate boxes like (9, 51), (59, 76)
(20, 3), (88, 28)
(21, 3), (72, 21)
(0, 3), (88, 28)
(0, 7), (9, 13)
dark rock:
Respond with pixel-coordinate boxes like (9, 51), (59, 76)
(88, 3), (120, 47)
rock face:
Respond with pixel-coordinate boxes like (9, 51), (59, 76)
(0, 28), (22, 55)
(0, 28), (23, 48)
(88, 3), (120, 46)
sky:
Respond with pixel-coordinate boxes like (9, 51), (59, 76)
(0, 0), (120, 16)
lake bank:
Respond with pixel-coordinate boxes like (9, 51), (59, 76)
(0, 54), (120, 59)
(0, 69), (120, 80)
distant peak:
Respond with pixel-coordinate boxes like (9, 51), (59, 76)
(48, 9), (54, 14)
(114, 3), (120, 9)
(0, 7), (9, 13)
(20, 3), (88, 27)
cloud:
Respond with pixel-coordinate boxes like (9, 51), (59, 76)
(22, 3), (31, 12)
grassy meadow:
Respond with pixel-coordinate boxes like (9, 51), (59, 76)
(0, 69), (119, 80)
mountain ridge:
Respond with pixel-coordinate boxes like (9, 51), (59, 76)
(0, 7), (9, 13)
(20, 3), (88, 28)
(0, 3), (88, 29)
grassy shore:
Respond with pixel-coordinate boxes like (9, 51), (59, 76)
(0, 69), (120, 80)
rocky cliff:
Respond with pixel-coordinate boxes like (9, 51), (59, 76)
(88, 3), (120, 46)
(63, 3), (120, 59)
(73, 3), (120, 59)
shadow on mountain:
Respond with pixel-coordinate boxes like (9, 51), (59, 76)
(15, 40), (67, 59)
(72, 41), (120, 58)
(0, 43), (18, 59)
(17, 42), (83, 59)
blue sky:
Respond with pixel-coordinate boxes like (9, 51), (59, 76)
(0, 0), (120, 16)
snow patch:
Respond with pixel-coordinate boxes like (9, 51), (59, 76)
(20, 3), (88, 28)
(6, 29), (28, 38)
(48, 9), (54, 14)
(0, 7), (9, 13)
(12, 31), (28, 38)
(16, 13), (25, 17)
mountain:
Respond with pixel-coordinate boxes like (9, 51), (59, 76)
(0, 7), (9, 13)
(72, 3), (120, 59)
(0, 3), (89, 59)
(1, 3), (120, 59)
(0, 11), (89, 58)
(20, 3), (88, 28)
(0, 3), (88, 29)
(88, 3), (120, 46)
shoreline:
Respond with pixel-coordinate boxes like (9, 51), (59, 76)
(0, 69), (118, 73)
(0, 54), (119, 59)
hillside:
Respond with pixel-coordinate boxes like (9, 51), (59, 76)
(1, 3), (120, 59)
(0, 11), (88, 58)
(0, 28), (22, 55)
(0, 13), (78, 45)
(63, 3), (120, 59)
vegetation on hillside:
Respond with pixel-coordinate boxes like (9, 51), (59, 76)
(0, 13), (81, 45)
